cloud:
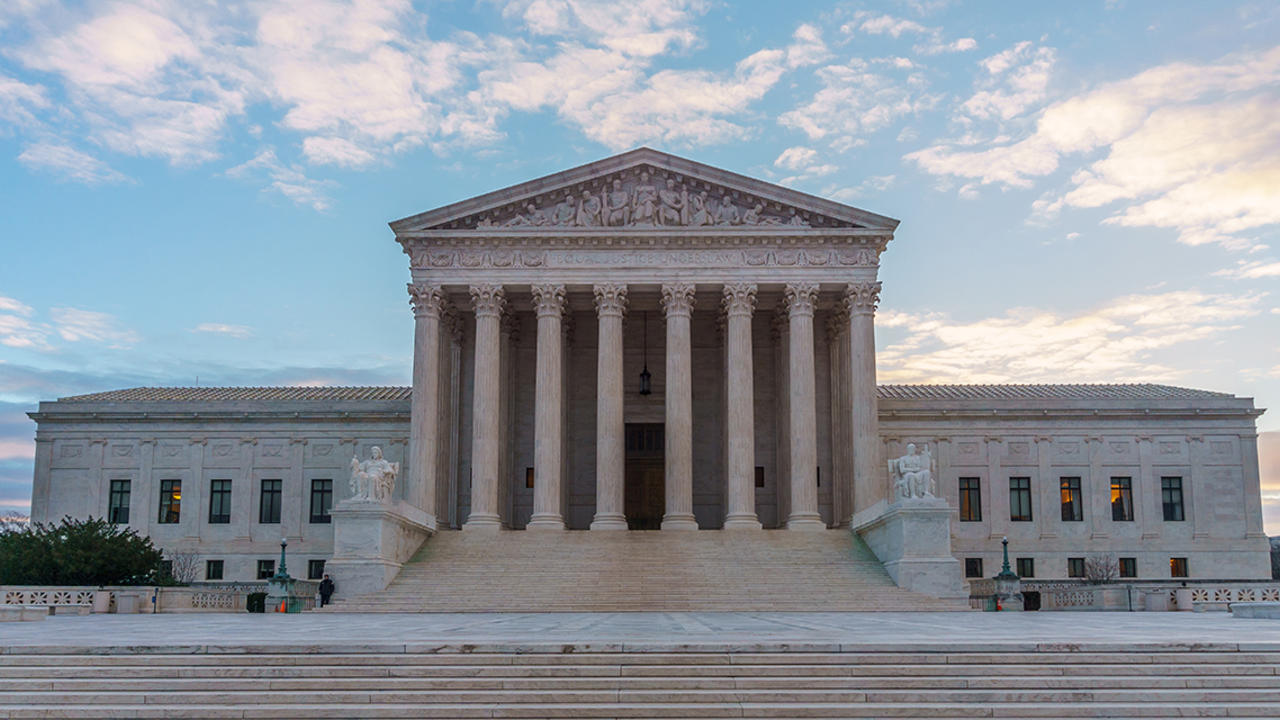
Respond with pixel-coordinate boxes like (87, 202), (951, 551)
(227, 149), (334, 211)
(0, 297), (49, 350)
(907, 46), (1280, 251)
(49, 308), (139, 348)
(0, 74), (50, 130)
(502, 0), (702, 58)
(962, 41), (1056, 121)
(1215, 259), (1280, 280)
(780, 58), (937, 151)
(17, 142), (130, 184)
(192, 323), (252, 339)
(876, 290), (1265, 385)
(843, 11), (975, 55)
(302, 136), (378, 168)
(823, 174), (896, 202)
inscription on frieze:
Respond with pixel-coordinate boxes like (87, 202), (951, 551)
(409, 246), (879, 270)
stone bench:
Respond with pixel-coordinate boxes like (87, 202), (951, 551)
(1230, 601), (1280, 619)
(0, 606), (49, 622)
(47, 604), (92, 616)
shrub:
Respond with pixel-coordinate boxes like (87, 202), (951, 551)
(0, 516), (167, 586)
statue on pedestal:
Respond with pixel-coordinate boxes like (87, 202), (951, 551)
(888, 442), (936, 500)
(349, 446), (399, 503)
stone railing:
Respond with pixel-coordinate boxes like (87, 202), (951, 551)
(1, 581), (320, 613)
(969, 579), (1280, 612)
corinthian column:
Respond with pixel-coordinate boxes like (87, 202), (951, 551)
(527, 284), (567, 530)
(407, 282), (445, 523)
(463, 284), (505, 531)
(784, 283), (825, 529)
(591, 284), (628, 530)
(722, 283), (762, 529)
(661, 283), (698, 530)
(847, 281), (883, 516)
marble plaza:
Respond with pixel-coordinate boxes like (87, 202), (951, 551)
(25, 148), (1271, 605)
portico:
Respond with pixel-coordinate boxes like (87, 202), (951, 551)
(392, 148), (897, 532)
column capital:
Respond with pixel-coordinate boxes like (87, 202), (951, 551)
(470, 284), (506, 318)
(783, 282), (819, 318)
(844, 281), (882, 315)
(825, 306), (849, 343)
(593, 283), (629, 317)
(721, 283), (757, 318)
(530, 284), (567, 318)
(408, 283), (446, 319)
(660, 283), (696, 318)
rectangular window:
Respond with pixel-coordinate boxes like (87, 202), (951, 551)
(308, 559), (325, 580)
(964, 558), (984, 578)
(1060, 477), (1082, 522)
(208, 479), (232, 524)
(1161, 477), (1185, 522)
(1067, 557), (1086, 578)
(310, 479), (333, 524)
(958, 478), (982, 522)
(1111, 477), (1134, 521)
(754, 466), (765, 489)
(206, 559), (223, 581)
(1009, 477), (1032, 521)
(257, 559), (275, 579)
(259, 479), (282, 524)
(1119, 557), (1137, 578)
(1016, 558), (1035, 578)
(1170, 557), (1188, 578)
(158, 479), (181, 524)
(108, 479), (131, 524)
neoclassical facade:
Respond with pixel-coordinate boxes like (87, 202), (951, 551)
(26, 149), (1271, 590)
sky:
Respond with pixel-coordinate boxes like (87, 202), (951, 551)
(0, 0), (1277, 529)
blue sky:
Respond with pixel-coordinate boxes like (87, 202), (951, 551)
(0, 1), (1277, 528)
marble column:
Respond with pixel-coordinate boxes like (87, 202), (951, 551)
(661, 283), (698, 530)
(784, 282), (824, 530)
(827, 310), (851, 527)
(591, 284), (628, 530)
(407, 283), (445, 522)
(847, 281), (883, 516)
(463, 284), (505, 531)
(723, 283), (762, 529)
(772, 309), (791, 523)
(528, 284), (567, 530)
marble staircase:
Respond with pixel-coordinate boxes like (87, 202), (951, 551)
(4, 645), (1280, 718)
(325, 529), (962, 612)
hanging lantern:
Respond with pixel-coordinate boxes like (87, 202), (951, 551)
(639, 311), (652, 396)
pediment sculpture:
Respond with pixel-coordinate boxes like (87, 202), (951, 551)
(889, 443), (937, 500)
(442, 166), (852, 230)
(350, 446), (398, 503)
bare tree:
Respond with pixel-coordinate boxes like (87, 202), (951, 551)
(1084, 553), (1119, 584)
(167, 551), (201, 584)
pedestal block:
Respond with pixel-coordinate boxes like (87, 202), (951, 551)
(327, 500), (435, 599)
(852, 497), (966, 601)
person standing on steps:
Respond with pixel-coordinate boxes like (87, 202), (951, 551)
(318, 574), (335, 607)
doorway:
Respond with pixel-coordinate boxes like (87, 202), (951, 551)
(624, 423), (664, 530)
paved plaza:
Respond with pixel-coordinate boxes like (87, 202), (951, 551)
(3, 611), (1279, 652)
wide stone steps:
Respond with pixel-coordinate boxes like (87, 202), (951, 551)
(2, 649), (1278, 718)
(328, 529), (961, 612)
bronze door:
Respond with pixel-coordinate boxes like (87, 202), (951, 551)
(624, 423), (664, 530)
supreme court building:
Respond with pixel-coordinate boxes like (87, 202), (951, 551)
(27, 149), (1271, 598)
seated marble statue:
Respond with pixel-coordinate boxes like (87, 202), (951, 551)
(349, 446), (399, 503)
(888, 443), (936, 500)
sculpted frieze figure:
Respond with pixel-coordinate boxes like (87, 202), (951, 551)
(440, 166), (842, 230)
(350, 446), (399, 503)
(888, 443), (936, 500)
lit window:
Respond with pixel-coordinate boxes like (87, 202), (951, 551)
(158, 480), (181, 524)
(1110, 477), (1134, 521)
(1059, 477), (1082, 522)
(1119, 557), (1137, 578)
(959, 478), (981, 522)
(1170, 557), (1188, 578)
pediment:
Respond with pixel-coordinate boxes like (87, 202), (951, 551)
(391, 148), (899, 234)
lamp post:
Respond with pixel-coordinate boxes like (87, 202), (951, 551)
(993, 535), (1024, 611)
(275, 537), (289, 579)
